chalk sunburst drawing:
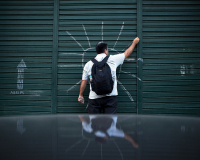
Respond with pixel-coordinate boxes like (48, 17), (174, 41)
(63, 22), (140, 103)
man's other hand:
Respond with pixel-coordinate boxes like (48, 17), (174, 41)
(78, 95), (84, 104)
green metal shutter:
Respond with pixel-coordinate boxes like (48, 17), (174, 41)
(57, 0), (138, 113)
(0, 0), (54, 115)
(142, 0), (200, 115)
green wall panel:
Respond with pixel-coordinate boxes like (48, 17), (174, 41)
(57, 0), (137, 113)
(0, 0), (200, 116)
(142, 0), (200, 115)
(0, 0), (54, 115)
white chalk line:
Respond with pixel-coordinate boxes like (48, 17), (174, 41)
(121, 42), (132, 52)
(84, 47), (95, 52)
(82, 140), (90, 157)
(82, 24), (91, 48)
(102, 21), (103, 41)
(65, 138), (84, 153)
(67, 80), (82, 93)
(118, 64), (123, 79)
(82, 53), (84, 68)
(60, 53), (83, 56)
(125, 58), (135, 61)
(66, 31), (85, 51)
(66, 30), (96, 68)
(113, 140), (124, 160)
(58, 65), (82, 68)
(85, 103), (89, 110)
(120, 70), (142, 81)
(117, 80), (134, 102)
(113, 22), (124, 49)
(137, 58), (143, 62)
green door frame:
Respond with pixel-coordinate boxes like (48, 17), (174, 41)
(51, 0), (142, 114)
(137, 0), (143, 114)
(52, 0), (59, 114)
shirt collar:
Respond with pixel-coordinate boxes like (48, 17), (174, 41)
(95, 53), (107, 58)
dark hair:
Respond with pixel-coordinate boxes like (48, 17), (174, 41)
(96, 42), (107, 54)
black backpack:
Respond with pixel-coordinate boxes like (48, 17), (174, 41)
(91, 56), (114, 95)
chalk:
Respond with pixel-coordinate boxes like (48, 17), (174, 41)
(113, 140), (124, 160)
(102, 21), (103, 41)
(82, 24), (91, 48)
(82, 140), (90, 157)
(65, 139), (84, 153)
(117, 80), (134, 102)
(61, 53), (83, 56)
(120, 71), (142, 81)
(113, 22), (124, 49)
(17, 59), (27, 90)
(67, 80), (82, 93)
(125, 58), (135, 61)
(58, 65), (82, 68)
(66, 31), (85, 51)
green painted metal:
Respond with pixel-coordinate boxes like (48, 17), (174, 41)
(137, 0), (143, 114)
(142, 0), (200, 115)
(57, 0), (138, 113)
(0, 0), (54, 115)
(0, 0), (200, 116)
(52, 0), (59, 114)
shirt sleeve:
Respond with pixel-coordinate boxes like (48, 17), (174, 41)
(106, 117), (125, 138)
(107, 128), (125, 138)
(82, 63), (89, 80)
(110, 53), (125, 67)
(82, 122), (93, 133)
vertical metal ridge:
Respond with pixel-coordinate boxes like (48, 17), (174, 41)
(52, 0), (59, 114)
(137, 0), (143, 114)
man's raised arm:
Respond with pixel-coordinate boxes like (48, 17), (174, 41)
(124, 37), (140, 59)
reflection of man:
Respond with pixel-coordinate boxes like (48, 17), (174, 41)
(78, 115), (138, 148)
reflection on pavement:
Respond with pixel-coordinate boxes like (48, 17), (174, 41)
(0, 115), (200, 160)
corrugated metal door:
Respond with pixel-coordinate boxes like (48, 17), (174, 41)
(0, 0), (54, 115)
(142, 0), (200, 115)
(57, 0), (138, 113)
(1, 0), (199, 116)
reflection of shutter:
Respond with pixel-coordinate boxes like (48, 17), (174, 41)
(0, 1), (54, 115)
(58, 0), (137, 113)
(142, 1), (200, 114)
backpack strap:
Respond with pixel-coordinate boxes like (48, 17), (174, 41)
(91, 56), (110, 65)
(101, 56), (109, 64)
(91, 58), (98, 65)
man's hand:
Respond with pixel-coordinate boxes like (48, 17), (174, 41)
(78, 95), (84, 104)
(134, 37), (140, 44)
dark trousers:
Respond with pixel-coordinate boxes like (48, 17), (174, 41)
(88, 96), (118, 114)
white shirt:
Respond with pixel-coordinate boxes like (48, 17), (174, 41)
(82, 53), (125, 99)
(82, 116), (125, 138)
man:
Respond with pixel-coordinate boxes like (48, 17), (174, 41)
(78, 37), (140, 114)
